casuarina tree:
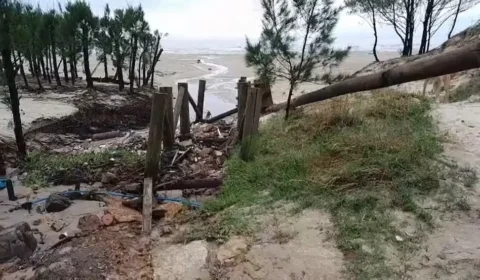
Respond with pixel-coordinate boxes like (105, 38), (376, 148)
(246, 0), (350, 119)
(0, 0), (27, 159)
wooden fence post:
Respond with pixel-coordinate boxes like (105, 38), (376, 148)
(161, 87), (174, 151)
(240, 87), (263, 161)
(197, 79), (206, 122)
(178, 83), (190, 140)
(143, 91), (167, 233)
(173, 86), (185, 132)
(237, 78), (249, 139)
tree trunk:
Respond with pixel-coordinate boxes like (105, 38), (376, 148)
(51, 35), (62, 86)
(16, 51), (29, 88)
(0, 20), (27, 159)
(45, 49), (52, 84)
(266, 42), (480, 113)
(285, 85), (295, 120)
(32, 59), (44, 91)
(142, 55), (147, 86)
(448, 0), (462, 39)
(27, 54), (34, 75)
(39, 56), (47, 80)
(69, 55), (76, 85)
(419, 0), (433, 54)
(62, 55), (69, 83)
(129, 36), (138, 94)
(103, 52), (109, 80)
(372, 8), (380, 62)
(82, 26), (93, 88)
(114, 41), (124, 91)
(145, 37), (163, 86)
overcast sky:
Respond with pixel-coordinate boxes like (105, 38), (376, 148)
(37, 0), (480, 50)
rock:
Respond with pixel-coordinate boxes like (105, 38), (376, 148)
(45, 193), (71, 213)
(32, 219), (42, 226)
(78, 214), (102, 232)
(0, 222), (38, 264)
(50, 222), (65, 232)
(216, 236), (249, 266)
(101, 172), (116, 184)
(214, 151), (223, 157)
(151, 240), (210, 280)
(199, 148), (212, 157)
(395, 235), (404, 242)
(158, 202), (185, 220)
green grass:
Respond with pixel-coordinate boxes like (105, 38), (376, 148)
(24, 150), (144, 188)
(199, 91), (451, 278)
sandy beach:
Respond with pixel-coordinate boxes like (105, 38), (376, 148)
(0, 50), (399, 138)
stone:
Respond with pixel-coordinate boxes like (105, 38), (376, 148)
(0, 222), (38, 264)
(214, 151), (223, 157)
(198, 148), (212, 157)
(216, 236), (249, 266)
(158, 202), (185, 220)
(101, 172), (116, 184)
(45, 193), (71, 213)
(78, 214), (102, 232)
(32, 219), (42, 226)
(151, 240), (209, 280)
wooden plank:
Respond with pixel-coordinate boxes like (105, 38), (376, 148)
(188, 94), (203, 122)
(205, 108), (238, 124)
(237, 79), (249, 137)
(142, 177), (153, 233)
(144, 91), (167, 179)
(173, 86), (185, 132)
(197, 79), (206, 122)
(161, 87), (175, 151)
(252, 88), (263, 134)
(179, 83), (190, 141)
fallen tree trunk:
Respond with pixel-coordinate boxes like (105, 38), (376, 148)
(266, 42), (480, 113)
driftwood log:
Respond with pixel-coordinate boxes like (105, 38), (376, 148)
(0, 222), (37, 264)
(265, 42), (480, 113)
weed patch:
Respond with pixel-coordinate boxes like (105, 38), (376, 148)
(24, 150), (144, 188)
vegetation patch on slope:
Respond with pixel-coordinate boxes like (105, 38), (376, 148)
(196, 91), (475, 278)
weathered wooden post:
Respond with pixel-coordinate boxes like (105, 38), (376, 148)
(161, 87), (175, 151)
(197, 79), (206, 122)
(253, 79), (274, 109)
(240, 87), (263, 161)
(178, 83), (190, 140)
(237, 77), (249, 139)
(143, 91), (167, 234)
(173, 86), (185, 132)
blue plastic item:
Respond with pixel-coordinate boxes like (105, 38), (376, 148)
(0, 179), (6, 190)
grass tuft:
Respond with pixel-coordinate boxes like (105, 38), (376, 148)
(24, 150), (144, 188)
